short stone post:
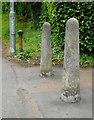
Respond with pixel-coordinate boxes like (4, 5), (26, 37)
(40, 22), (53, 77)
(18, 30), (23, 52)
(61, 18), (81, 103)
(10, 1), (16, 56)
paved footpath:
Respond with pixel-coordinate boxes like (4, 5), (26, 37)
(2, 56), (93, 118)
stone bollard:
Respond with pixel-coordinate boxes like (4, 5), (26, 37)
(61, 18), (81, 103)
(10, 1), (16, 56)
(18, 30), (23, 52)
(40, 22), (53, 77)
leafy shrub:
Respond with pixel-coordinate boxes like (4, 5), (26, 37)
(17, 50), (31, 60)
(39, 2), (94, 59)
(80, 54), (93, 67)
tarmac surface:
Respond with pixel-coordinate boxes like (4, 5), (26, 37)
(2, 56), (93, 118)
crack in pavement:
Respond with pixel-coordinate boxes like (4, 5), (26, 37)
(17, 88), (43, 118)
(10, 64), (44, 118)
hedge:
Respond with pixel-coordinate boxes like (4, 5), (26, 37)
(39, 2), (94, 57)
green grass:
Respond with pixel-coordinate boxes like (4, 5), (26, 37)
(0, 14), (2, 37)
(2, 13), (41, 59)
(16, 29), (41, 59)
(2, 13), (10, 43)
(16, 21), (41, 59)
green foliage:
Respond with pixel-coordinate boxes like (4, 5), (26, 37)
(31, 2), (42, 29)
(16, 50), (31, 60)
(80, 54), (93, 67)
(2, 2), (10, 13)
(2, 2), (42, 29)
(15, 2), (29, 17)
(16, 26), (41, 60)
(2, 2), (94, 66)
(2, 13), (41, 61)
(39, 2), (94, 59)
(2, 13), (9, 42)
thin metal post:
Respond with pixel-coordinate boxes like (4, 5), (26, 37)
(10, 0), (16, 56)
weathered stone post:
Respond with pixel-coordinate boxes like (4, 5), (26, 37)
(40, 22), (53, 77)
(61, 18), (81, 103)
(10, 0), (16, 56)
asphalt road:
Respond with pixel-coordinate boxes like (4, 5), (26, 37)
(2, 56), (93, 118)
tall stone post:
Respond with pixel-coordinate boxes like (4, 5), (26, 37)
(10, 0), (16, 56)
(61, 18), (81, 103)
(40, 22), (53, 77)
